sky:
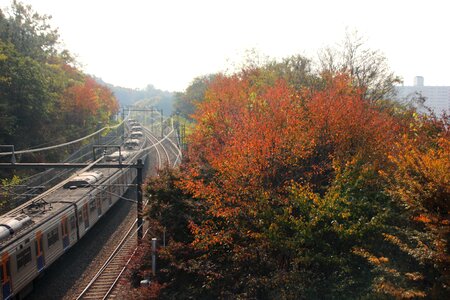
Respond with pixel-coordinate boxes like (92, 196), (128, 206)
(1, 0), (449, 92)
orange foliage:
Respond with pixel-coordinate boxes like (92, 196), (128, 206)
(387, 135), (450, 213)
(61, 76), (119, 125)
(63, 77), (100, 113)
(181, 73), (403, 250)
(155, 70), (449, 297)
(306, 74), (400, 163)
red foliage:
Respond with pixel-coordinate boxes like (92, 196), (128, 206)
(182, 74), (400, 224)
(61, 76), (119, 125)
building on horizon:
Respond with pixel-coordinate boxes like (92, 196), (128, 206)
(395, 76), (450, 115)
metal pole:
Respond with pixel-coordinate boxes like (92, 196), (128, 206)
(151, 237), (157, 276)
(160, 109), (164, 138)
(122, 107), (125, 141)
(137, 159), (144, 241)
(151, 108), (154, 134)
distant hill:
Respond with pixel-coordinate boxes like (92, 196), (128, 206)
(94, 77), (174, 115)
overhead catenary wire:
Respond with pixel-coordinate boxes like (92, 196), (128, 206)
(3, 156), (107, 216)
(89, 183), (139, 204)
(1, 113), (176, 214)
(3, 134), (124, 203)
(0, 120), (125, 156)
(23, 126), (100, 150)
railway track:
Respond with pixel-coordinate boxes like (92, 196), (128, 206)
(75, 219), (143, 300)
(8, 113), (182, 300)
(74, 124), (179, 299)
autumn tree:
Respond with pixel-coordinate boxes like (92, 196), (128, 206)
(380, 112), (450, 298)
(61, 76), (119, 130)
(134, 41), (449, 298)
(135, 68), (410, 298)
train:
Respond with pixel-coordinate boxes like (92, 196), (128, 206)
(0, 120), (146, 299)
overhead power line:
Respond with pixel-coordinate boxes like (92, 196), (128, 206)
(0, 121), (125, 156)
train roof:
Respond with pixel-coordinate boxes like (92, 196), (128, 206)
(130, 131), (143, 137)
(63, 171), (104, 189)
(105, 150), (130, 162)
(125, 139), (140, 146)
(0, 168), (116, 249)
(0, 140), (145, 249)
(125, 138), (140, 143)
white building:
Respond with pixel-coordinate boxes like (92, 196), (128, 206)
(395, 76), (450, 115)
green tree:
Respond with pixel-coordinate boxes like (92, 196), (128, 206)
(0, 0), (61, 61)
(173, 74), (215, 119)
(0, 1), (118, 166)
(0, 40), (60, 148)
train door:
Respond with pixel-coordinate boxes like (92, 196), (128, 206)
(1, 253), (12, 300)
(35, 231), (45, 272)
(82, 203), (89, 229)
(61, 216), (70, 250)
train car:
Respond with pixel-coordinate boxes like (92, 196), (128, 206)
(131, 125), (142, 132)
(130, 131), (143, 139)
(0, 153), (142, 299)
(124, 139), (140, 150)
(105, 150), (130, 162)
(63, 171), (103, 189)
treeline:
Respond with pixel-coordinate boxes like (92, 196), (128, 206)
(125, 37), (449, 298)
(0, 1), (119, 162)
(172, 74), (215, 120)
(95, 78), (174, 115)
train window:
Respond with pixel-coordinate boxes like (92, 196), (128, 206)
(89, 200), (96, 212)
(97, 198), (102, 216)
(83, 204), (90, 228)
(70, 215), (76, 230)
(16, 247), (32, 271)
(47, 227), (59, 247)
(96, 191), (103, 202)
(101, 190), (107, 202)
(78, 211), (83, 224)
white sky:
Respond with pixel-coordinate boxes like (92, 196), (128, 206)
(1, 0), (449, 91)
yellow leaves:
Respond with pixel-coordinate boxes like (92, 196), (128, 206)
(382, 233), (404, 248)
(405, 272), (425, 281)
(269, 222), (279, 232)
(339, 211), (351, 219)
(352, 247), (389, 266)
(385, 129), (450, 214)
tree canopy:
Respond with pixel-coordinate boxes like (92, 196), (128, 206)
(0, 1), (119, 158)
(135, 51), (449, 299)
